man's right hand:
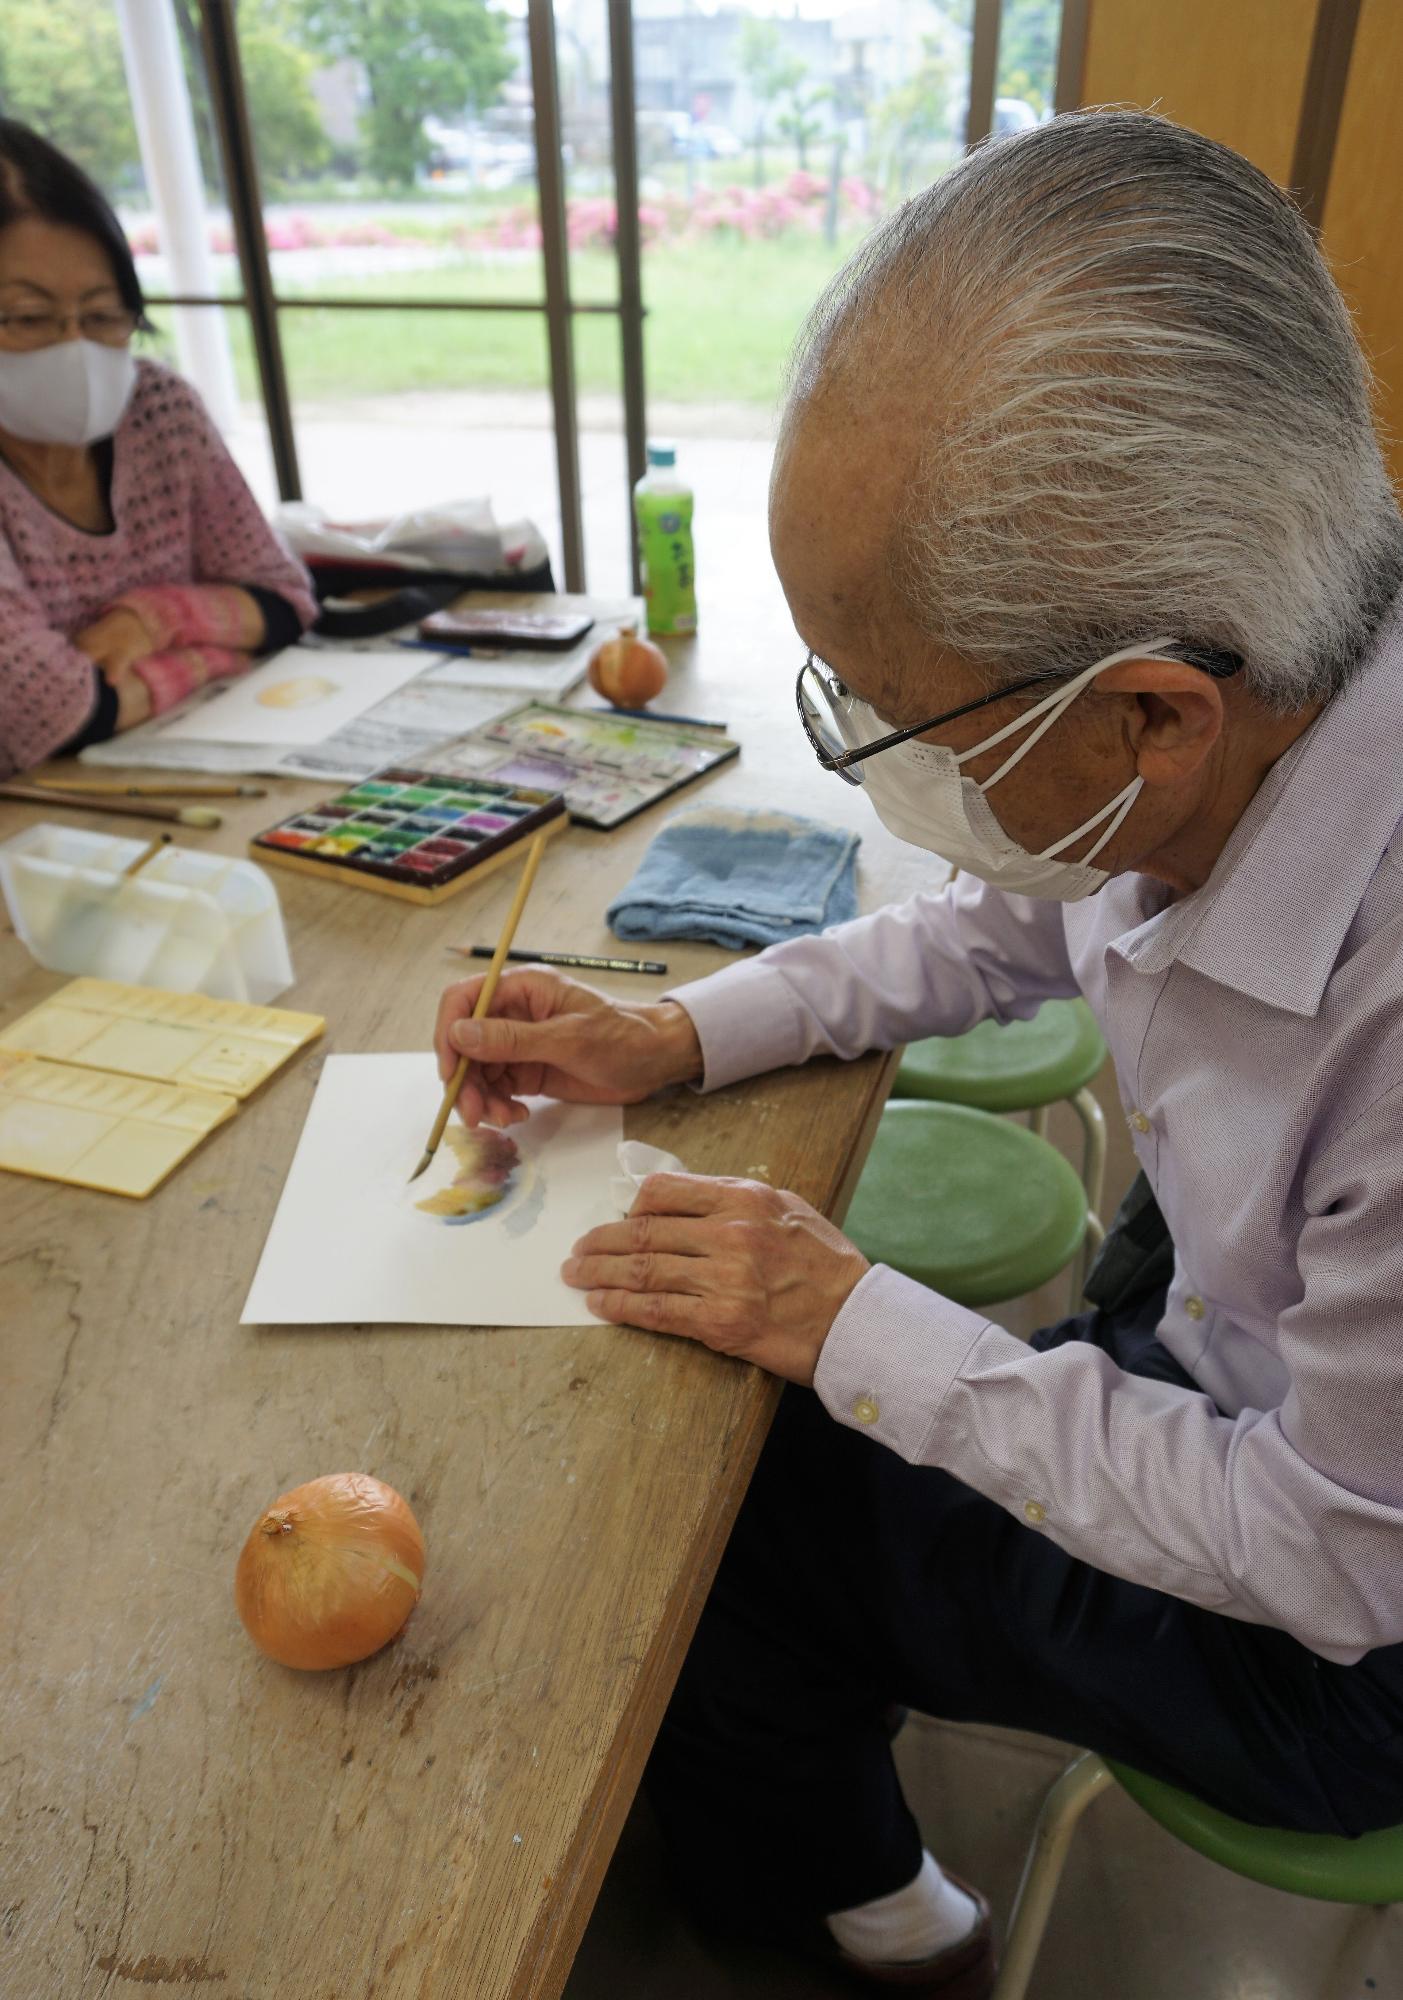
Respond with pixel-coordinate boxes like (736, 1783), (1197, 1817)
(433, 967), (704, 1128)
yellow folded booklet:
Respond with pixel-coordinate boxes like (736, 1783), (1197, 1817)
(0, 978), (323, 1198)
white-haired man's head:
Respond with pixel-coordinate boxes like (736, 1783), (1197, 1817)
(775, 107), (1403, 712)
(772, 110), (1403, 894)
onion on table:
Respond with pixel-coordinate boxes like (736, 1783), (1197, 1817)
(586, 624), (668, 707)
(234, 1472), (425, 1670)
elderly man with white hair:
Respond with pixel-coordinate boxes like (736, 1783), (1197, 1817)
(434, 111), (1403, 1995)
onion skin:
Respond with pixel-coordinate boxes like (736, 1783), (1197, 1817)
(234, 1472), (425, 1671)
(587, 624), (668, 707)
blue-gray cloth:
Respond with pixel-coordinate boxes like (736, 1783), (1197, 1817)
(607, 803), (860, 950)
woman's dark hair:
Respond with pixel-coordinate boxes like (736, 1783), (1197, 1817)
(0, 120), (149, 325)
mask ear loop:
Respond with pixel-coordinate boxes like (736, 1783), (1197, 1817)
(1037, 775), (1143, 864)
(954, 639), (1180, 793)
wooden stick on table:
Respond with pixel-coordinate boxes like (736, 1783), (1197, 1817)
(34, 779), (267, 800)
(0, 783), (221, 828)
(408, 828), (553, 1183)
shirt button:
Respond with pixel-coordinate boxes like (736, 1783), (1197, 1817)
(853, 1397), (880, 1425)
(1023, 1499), (1047, 1524)
(1129, 1111), (1151, 1134)
(1185, 1295), (1206, 1321)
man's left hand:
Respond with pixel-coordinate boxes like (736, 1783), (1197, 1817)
(562, 1171), (870, 1384)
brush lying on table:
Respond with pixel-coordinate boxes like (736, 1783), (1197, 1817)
(0, 782), (224, 829)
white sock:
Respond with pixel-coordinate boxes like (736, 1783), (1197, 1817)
(825, 1850), (979, 1966)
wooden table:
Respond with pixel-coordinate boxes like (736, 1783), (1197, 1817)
(1, 594), (934, 1998)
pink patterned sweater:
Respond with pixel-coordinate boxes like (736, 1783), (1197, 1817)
(0, 359), (317, 775)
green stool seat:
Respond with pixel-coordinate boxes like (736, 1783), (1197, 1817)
(896, 999), (1106, 1113)
(1107, 1761), (1403, 1904)
(845, 1101), (1087, 1307)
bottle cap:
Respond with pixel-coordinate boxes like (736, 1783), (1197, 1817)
(646, 442), (677, 467)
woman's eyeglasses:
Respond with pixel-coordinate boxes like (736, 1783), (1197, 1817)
(0, 309), (138, 352)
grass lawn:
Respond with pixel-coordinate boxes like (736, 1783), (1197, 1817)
(171, 233), (866, 411)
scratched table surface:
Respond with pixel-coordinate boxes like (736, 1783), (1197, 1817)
(0, 580), (935, 1999)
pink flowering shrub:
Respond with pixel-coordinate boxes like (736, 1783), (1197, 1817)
(127, 176), (884, 268)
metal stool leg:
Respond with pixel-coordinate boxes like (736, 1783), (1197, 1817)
(991, 1754), (1115, 2000)
(1069, 1087), (1107, 1298)
(1070, 1088), (1107, 1219)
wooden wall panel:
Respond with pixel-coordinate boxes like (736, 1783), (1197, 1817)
(1320, 0), (1403, 488)
(1079, 0), (1319, 185)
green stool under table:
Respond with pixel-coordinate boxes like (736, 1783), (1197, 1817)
(843, 1100), (1096, 1309)
(992, 1752), (1403, 2000)
(894, 1000), (1108, 1295)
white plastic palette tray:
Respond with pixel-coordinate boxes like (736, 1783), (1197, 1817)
(0, 823), (293, 1005)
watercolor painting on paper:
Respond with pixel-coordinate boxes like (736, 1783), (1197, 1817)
(241, 1051), (622, 1327)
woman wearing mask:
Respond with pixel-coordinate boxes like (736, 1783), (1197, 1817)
(0, 121), (316, 778)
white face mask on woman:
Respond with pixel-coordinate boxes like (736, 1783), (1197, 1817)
(0, 338), (136, 447)
(852, 639), (1183, 902)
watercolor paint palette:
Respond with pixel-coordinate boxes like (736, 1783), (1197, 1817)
(435, 703), (740, 830)
(249, 766), (567, 905)
(0, 978), (324, 1198)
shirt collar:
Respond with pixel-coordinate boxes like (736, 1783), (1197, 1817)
(1104, 599), (1403, 1017)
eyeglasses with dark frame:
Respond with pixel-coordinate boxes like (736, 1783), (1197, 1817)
(796, 646), (1243, 788)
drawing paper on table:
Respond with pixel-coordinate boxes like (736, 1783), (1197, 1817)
(241, 1052), (621, 1326)
(157, 647), (431, 746)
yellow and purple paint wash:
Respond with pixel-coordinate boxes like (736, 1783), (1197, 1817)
(415, 1125), (520, 1222)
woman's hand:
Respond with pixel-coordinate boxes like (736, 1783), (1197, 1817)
(433, 967), (704, 1128)
(562, 1172), (870, 1385)
(74, 605), (153, 678)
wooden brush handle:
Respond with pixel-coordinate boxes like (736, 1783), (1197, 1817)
(424, 830), (553, 1160)
(0, 782), (186, 823)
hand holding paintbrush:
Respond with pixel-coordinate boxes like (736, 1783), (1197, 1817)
(409, 829), (552, 1182)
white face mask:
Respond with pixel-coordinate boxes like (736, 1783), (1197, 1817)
(0, 339), (137, 447)
(851, 638), (1183, 901)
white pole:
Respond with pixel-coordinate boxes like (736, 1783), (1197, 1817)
(115, 0), (241, 434)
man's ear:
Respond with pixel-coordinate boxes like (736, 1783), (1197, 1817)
(1096, 659), (1225, 787)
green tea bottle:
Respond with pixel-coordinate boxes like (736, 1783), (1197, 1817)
(634, 442), (697, 637)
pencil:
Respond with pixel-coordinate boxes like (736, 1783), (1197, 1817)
(446, 944), (668, 976)
(590, 704), (729, 730)
(409, 828), (552, 1182)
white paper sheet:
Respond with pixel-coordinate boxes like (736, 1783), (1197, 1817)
(270, 675), (519, 780)
(156, 645), (431, 746)
(241, 1053), (623, 1327)
(77, 666), (517, 780)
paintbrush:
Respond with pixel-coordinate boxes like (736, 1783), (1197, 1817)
(0, 782), (222, 829)
(120, 833), (172, 876)
(34, 778), (266, 799)
(409, 828), (552, 1183)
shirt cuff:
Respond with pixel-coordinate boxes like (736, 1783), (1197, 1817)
(813, 1263), (991, 1463)
(667, 959), (810, 1091)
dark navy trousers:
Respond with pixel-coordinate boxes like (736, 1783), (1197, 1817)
(643, 1286), (1403, 1935)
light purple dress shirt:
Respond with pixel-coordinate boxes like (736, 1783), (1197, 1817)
(674, 606), (1403, 1665)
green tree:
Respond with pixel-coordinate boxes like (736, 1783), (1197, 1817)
(874, 32), (955, 198)
(294, 0), (514, 189)
(736, 18), (805, 189)
(997, 0), (1061, 118)
(0, 0), (139, 190)
(172, 0), (331, 195)
(777, 80), (831, 174)
(240, 4), (333, 188)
